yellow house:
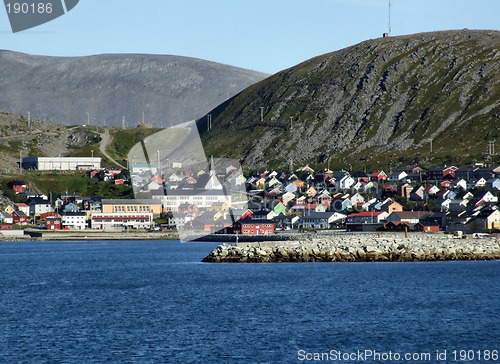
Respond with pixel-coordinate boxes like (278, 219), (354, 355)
(101, 199), (162, 216)
(306, 186), (317, 197)
(4, 205), (15, 214)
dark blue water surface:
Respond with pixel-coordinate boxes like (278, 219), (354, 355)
(0, 240), (498, 363)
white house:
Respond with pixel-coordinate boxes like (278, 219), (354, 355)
(487, 178), (500, 191)
(339, 175), (355, 190)
(299, 211), (346, 229)
(388, 171), (408, 182)
(61, 212), (87, 230)
(0, 212), (13, 224)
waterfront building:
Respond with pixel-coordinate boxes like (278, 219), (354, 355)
(61, 212), (87, 230)
(90, 212), (153, 230)
(101, 199), (162, 216)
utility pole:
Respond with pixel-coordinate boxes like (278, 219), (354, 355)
(489, 141), (496, 155)
(157, 150), (161, 175)
(207, 114), (212, 130)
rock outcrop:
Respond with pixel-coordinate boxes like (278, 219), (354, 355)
(202, 233), (500, 263)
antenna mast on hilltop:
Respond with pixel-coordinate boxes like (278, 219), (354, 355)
(388, 0), (392, 35)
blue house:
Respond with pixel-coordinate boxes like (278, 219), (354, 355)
(62, 203), (80, 213)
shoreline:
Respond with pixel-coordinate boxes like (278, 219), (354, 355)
(1, 230), (180, 241)
(202, 232), (500, 263)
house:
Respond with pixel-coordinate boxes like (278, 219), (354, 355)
(62, 203), (80, 213)
(61, 212), (87, 230)
(347, 211), (389, 224)
(427, 166), (457, 180)
(27, 197), (52, 216)
(7, 180), (26, 194)
(273, 214), (300, 230)
(11, 210), (28, 225)
(284, 183), (298, 194)
(487, 178), (500, 191)
(273, 202), (287, 216)
(386, 211), (433, 224)
(338, 175), (355, 190)
(331, 195), (353, 212)
(409, 185), (425, 201)
(0, 212), (13, 224)
(46, 217), (62, 230)
(380, 200), (403, 214)
(388, 171), (408, 182)
(423, 185), (440, 199)
(351, 172), (369, 183)
(298, 211), (346, 229)
(233, 219), (275, 236)
(467, 208), (500, 232)
(382, 184), (398, 197)
(399, 184), (413, 198)
(455, 164), (479, 181)
(476, 191), (498, 204)
(40, 212), (59, 221)
(251, 210), (276, 221)
(370, 170), (387, 182)
(305, 186), (317, 197)
(349, 193), (365, 205)
(453, 179), (467, 190)
(384, 221), (415, 231)
(414, 221), (440, 232)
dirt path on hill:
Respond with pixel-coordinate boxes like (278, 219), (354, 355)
(99, 129), (127, 169)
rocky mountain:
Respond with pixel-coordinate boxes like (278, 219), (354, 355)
(198, 30), (500, 171)
(0, 51), (268, 127)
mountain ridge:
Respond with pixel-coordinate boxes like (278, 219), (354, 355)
(0, 50), (268, 127)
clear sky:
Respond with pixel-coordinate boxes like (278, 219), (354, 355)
(1, 0), (499, 74)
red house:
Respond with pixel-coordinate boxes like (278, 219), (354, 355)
(233, 219), (275, 236)
(414, 222), (440, 232)
(370, 171), (387, 182)
(11, 210), (28, 225)
(7, 180), (26, 194)
(40, 212), (59, 221)
(46, 217), (62, 230)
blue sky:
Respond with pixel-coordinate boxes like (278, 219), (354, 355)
(1, 0), (499, 74)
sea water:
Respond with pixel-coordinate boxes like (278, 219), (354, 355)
(0, 240), (498, 363)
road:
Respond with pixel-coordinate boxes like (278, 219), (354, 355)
(99, 129), (127, 169)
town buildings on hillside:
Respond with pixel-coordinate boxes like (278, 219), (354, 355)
(1, 162), (499, 236)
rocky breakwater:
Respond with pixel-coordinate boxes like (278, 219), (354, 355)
(202, 233), (500, 263)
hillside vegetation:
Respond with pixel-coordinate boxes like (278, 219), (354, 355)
(198, 30), (500, 171)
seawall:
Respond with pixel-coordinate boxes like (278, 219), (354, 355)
(202, 233), (500, 263)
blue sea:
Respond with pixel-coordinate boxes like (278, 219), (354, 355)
(0, 240), (498, 363)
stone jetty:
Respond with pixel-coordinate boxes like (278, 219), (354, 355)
(202, 233), (500, 263)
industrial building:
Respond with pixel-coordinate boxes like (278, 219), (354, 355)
(22, 157), (101, 171)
